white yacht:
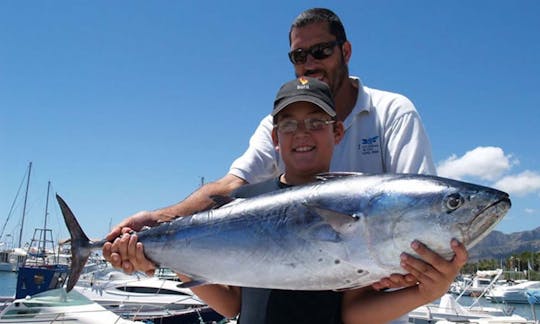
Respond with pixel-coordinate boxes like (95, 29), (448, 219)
(408, 293), (529, 324)
(486, 280), (540, 304)
(0, 288), (142, 323)
(73, 268), (210, 319)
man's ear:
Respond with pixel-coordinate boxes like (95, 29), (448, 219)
(341, 41), (352, 65)
(334, 121), (345, 144)
(271, 127), (280, 151)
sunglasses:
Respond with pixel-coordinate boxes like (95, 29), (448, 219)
(288, 41), (342, 65)
(274, 118), (335, 134)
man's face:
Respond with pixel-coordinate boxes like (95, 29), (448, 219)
(289, 22), (349, 96)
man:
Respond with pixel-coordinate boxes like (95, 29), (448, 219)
(104, 8), (454, 292)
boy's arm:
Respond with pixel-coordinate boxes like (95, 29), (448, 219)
(176, 274), (242, 319)
(342, 240), (468, 324)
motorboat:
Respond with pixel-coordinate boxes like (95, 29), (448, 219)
(73, 267), (217, 320)
(0, 248), (26, 272)
(408, 293), (527, 323)
(0, 288), (142, 323)
(433, 318), (535, 324)
(486, 281), (540, 304)
(449, 269), (503, 298)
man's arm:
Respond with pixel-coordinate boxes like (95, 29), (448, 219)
(103, 174), (247, 273)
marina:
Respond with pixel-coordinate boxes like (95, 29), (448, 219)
(0, 164), (538, 323)
(2, 270), (540, 323)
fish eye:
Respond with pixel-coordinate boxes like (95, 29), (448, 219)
(445, 193), (464, 210)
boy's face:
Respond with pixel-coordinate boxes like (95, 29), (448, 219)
(272, 102), (344, 180)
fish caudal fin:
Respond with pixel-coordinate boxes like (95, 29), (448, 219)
(56, 194), (92, 292)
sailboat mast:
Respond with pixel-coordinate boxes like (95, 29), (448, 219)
(40, 181), (51, 254)
(18, 162), (32, 248)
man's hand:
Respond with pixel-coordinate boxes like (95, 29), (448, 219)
(103, 210), (158, 274)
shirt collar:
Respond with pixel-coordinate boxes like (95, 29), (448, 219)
(343, 76), (372, 130)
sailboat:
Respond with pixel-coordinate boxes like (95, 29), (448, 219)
(15, 180), (70, 299)
(0, 162), (32, 272)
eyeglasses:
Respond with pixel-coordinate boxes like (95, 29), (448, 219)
(288, 41), (342, 65)
(274, 118), (335, 134)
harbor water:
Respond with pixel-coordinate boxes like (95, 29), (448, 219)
(1, 271), (539, 320)
(0, 271), (17, 297)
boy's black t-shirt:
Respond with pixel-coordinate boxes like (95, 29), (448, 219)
(232, 177), (343, 324)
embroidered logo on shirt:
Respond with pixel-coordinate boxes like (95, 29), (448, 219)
(359, 136), (380, 155)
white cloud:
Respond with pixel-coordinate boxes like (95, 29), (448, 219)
(437, 146), (516, 181)
(524, 208), (536, 214)
(493, 170), (540, 197)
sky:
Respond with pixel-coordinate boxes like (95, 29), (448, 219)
(1, 1), (539, 247)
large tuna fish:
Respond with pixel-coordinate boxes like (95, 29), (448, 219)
(57, 172), (510, 292)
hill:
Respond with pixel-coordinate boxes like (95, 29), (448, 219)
(469, 226), (540, 262)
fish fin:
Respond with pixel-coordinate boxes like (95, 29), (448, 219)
(306, 224), (342, 242)
(209, 195), (236, 208)
(305, 204), (359, 233)
(315, 172), (364, 181)
(56, 194), (93, 292)
(178, 279), (210, 289)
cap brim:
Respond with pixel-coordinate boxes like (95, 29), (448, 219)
(272, 96), (336, 117)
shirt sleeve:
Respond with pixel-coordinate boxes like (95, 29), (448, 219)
(228, 115), (282, 184)
(382, 99), (437, 175)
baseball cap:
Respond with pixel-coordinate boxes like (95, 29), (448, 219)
(272, 77), (335, 117)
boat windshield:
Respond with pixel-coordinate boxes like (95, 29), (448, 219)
(20, 288), (94, 307)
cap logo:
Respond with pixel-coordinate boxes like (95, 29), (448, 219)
(297, 77), (310, 90)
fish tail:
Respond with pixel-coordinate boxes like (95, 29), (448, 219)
(56, 194), (92, 292)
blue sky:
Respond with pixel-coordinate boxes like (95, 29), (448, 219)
(1, 1), (539, 247)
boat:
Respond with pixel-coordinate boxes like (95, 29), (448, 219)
(73, 267), (210, 319)
(407, 293), (527, 323)
(486, 281), (540, 304)
(450, 269), (503, 298)
(0, 248), (25, 272)
(0, 288), (143, 323)
(0, 163), (33, 273)
(432, 318), (535, 324)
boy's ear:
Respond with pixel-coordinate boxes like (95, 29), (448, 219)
(334, 121), (345, 144)
(271, 127), (280, 151)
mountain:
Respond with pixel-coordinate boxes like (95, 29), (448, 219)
(468, 226), (540, 262)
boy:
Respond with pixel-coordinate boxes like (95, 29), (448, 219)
(177, 77), (466, 323)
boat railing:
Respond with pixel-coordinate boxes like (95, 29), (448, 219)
(466, 269), (503, 309)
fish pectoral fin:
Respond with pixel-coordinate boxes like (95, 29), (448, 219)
(305, 223), (342, 242)
(305, 204), (359, 234)
(178, 279), (211, 289)
(315, 172), (364, 181)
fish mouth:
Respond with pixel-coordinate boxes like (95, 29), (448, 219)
(464, 195), (511, 247)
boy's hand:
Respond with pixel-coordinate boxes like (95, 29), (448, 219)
(400, 239), (468, 302)
(103, 232), (156, 276)
(103, 210), (159, 275)
(371, 273), (418, 291)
